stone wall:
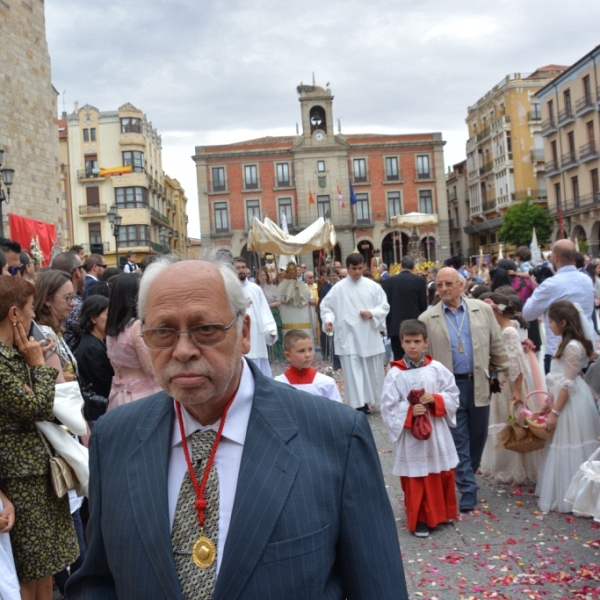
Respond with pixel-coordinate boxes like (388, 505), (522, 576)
(0, 0), (61, 238)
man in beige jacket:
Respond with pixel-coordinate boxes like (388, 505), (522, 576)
(419, 267), (508, 512)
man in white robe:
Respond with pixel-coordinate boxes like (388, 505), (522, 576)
(320, 253), (389, 413)
(234, 258), (277, 377)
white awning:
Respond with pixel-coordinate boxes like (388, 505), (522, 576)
(390, 212), (440, 228)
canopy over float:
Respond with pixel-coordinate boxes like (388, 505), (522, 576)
(390, 212), (439, 228)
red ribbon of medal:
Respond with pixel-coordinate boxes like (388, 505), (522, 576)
(175, 393), (236, 567)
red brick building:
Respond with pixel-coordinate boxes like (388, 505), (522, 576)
(193, 85), (449, 271)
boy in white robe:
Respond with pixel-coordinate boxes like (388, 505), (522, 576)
(381, 320), (460, 538)
(274, 330), (342, 402)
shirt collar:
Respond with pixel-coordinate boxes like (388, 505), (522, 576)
(556, 265), (576, 273)
(405, 354), (426, 369)
(442, 297), (466, 313)
(170, 358), (254, 449)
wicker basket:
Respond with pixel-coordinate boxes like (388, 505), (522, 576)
(503, 400), (546, 454)
(523, 391), (553, 441)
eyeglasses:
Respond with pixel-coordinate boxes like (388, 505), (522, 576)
(435, 281), (460, 289)
(61, 294), (77, 304)
(71, 265), (85, 275)
(8, 264), (24, 276)
(141, 314), (240, 349)
(98, 264), (107, 269)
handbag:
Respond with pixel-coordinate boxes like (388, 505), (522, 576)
(38, 431), (78, 498)
(407, 389), (433, 441)
(488, 366), (502, 394)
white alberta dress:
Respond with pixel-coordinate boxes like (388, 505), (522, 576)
(536, 340), (600, 513)
(480, 325), (542, 484)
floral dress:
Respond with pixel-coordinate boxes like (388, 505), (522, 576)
(0, 342), (78, 581)
(480, 325), (542, 484)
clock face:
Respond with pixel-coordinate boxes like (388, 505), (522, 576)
(314, 131), (324, 142)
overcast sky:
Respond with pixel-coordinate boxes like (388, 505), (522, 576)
(45, 0), (600, 239)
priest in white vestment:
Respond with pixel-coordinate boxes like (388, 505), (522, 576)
(320, 254), (389, 413)
(234, 258), (277, 377)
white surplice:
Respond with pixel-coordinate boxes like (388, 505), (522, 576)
(241, 280), (277, 377)
(319, 276), (389, 408)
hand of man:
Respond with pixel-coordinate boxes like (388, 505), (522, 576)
(0, 499), (15, 533)
(412, 404), (427, 417)
(359, 310), (372, 320)
(325, 322), (333, 332)
(420, 392), (435, 405)
(309, 297), (316, 305)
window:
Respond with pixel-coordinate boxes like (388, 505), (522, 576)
(355, 193), (370, 224)
(417, 155), (431, 179)
(592, 169), (599, 198)
(551, 140), (558, 163)
(572, 176), (580, 205)
(214, 202), (229, 233)
(530, 104), (542, 120)
(583, 75), (592, 102)
(115, 187), (148, 208)
(122, 151), (144, 173)
(211, 167), (226, 192)
(246, 199), (260, 227)
(568, 131), (575, 155)
(419, 190), (433, 214)
(387, 191), (401, 219)
(353, 159), (367, 183)
(587, 121), (595, 143)
(244, 165), (258, 189)
(548, 99), (554, 122)
(316, 195), (330, 219)
(118, 224), (149, 245)
(88, 222), (102, 245)
(564, 89), (572, 115)
(121, 118), (143, 134)
(86, 186), (99, 206)
(83, 128), (96, 142)
(555, 182), (562, 209)
(317, 160), (325, 173)
(275, 163), (290, 187)
(278, 197), (293, 228)
(385, 157), (399, 181)
(506, 134), (512, 153)
(85, 155), (98, 177)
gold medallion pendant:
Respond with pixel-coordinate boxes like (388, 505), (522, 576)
(192, 536), (216, 568)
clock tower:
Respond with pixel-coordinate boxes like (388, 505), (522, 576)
(297, 84), (335, 144)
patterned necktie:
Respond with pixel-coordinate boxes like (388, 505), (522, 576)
(172, 429), (220, 599)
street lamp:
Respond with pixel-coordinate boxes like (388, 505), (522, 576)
(159, 226), (168, 253)
(107, 204), (122, 267)
(0, 149), (16, 238)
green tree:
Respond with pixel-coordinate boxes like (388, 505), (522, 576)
(499, 198), (553, 247)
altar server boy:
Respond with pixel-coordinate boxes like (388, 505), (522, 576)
(275, 329), (343, 402)
(381, 319), (459, 537)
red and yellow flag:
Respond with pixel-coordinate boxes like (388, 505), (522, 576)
(337, 182), (345, 208)
(99, 165), (133, 177)
(308, 184), (315, 205)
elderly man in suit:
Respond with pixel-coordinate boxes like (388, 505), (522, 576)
(419, 267), (508, 513)
(67, 257), (407, 600)
(382, 255), (427, 360)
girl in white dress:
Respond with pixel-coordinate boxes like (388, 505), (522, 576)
(479, 292), (542, 484)
(536, 300), (600, 513)
(0, 489), (20, 600)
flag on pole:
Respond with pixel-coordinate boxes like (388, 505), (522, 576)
(308, 184), (315, 205)
(337, 182), (345, 208)
(349, 181), (357, 205)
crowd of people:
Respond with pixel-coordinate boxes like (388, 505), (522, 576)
(2, 234), (600, 598)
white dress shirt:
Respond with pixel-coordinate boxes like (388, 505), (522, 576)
(522, 265), (595, 355)
(168, 359), (254, 574)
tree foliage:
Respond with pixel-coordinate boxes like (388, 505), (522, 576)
(499, 198), (553, 247)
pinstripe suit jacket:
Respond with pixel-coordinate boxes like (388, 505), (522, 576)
(66, 361), (407, 600)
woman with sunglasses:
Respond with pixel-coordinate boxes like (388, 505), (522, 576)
(105, 273), (162, 411)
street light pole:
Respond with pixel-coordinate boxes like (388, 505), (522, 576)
(107, 204), (123, 268)
(0, 149), (16, 238)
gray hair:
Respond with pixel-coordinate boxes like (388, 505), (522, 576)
(138, 254), (247, 330)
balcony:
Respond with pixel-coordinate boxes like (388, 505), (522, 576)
(561, 150), (577, 169)
(77, 169), (102, 181)
(172, 231), (179, 239)
(184, 214), (189, 222)
(150, 207), (169, 225)
(482, 199), (497, 212)
(166, 201), (175, 211)
(476, 126), (491, 142)
(528, 111), (542, 122)
(491, 115), (511, 132)
(541, 117), (557, 136)
(150, 241), (169, 253)
(81, 242), (110, 253)
(579, 140), (599, 162)
(479, 161), (493, 176)
(496, 193), (515, 207)
(79, 204), (107, 217)
(559, 192), (600, 216)
(514, 189), (547, 202)
(575, 94), (595, 116)
(494, 153), (512, 168)
(544, 159), (559, 174)
(530, 148), (545, 162)
(470, 204), (482, 217)
(557, 106), (575, 125)
(448, 190), (457, 203)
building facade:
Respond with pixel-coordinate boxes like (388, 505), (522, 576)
(464, 67), (567, 259)
(445, 161), (470, 257)
(536, 45), (600, 255)
(0, 0), (63, 240)
(62, 103), (189, 265)
(193, 85), (448, 271)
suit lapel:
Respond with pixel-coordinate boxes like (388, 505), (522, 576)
(214, 366), (300, 600)
(127, 394), (183, 600)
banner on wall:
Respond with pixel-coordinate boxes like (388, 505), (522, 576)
(8, 214), (57, 266)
